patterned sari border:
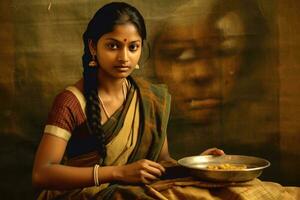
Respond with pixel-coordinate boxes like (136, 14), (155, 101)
(44, 125), (71, 141)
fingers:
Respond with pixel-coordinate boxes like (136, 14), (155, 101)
(201, 147), (225, 156)
(147, 160), (166, 174)
(137, 159), (165, 183)
(119, 159), (166, 184)
(213, 149), (225, 155)
(140, 170), (159, 184)
(139, 160), (165, 176)
(145, 165), (163, 178)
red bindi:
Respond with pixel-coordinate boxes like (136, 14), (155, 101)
(123, 38), (127, 42)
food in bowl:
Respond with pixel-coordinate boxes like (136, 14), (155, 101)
(206, 163), (247, 170)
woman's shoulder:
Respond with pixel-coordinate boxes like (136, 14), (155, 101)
(52, 80), (84, 107)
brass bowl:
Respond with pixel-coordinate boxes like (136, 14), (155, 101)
(178, 155), (270, 182)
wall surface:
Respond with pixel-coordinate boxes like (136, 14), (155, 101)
(278, 0), (300, 185)
(0, 0), (299, 199)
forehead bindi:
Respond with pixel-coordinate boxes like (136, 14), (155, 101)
(113, 24), (141, 41)
(100, 24), (142, 45)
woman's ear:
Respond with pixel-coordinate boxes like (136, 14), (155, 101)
(88, 39), (96, 55)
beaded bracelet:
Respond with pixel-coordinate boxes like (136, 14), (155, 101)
(93, 164), (100, 186)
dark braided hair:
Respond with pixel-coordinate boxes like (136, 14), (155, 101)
(82, 2), (146, 165)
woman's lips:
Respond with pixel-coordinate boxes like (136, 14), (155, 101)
(187, 98), (221, 109)
(114, 66), (130, 71)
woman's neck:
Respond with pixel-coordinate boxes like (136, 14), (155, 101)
(97, 75), (128, 121)
(97, 75), (127, 97)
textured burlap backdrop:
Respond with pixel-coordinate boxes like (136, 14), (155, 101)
(0, 0), (299, 199)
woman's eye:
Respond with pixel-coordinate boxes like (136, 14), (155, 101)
(129, 44), (139, 52)
(106, 43), (119, 50)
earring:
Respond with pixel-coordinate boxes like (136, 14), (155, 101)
(135, 64), (140, 69)
(89, 54), (98, 67)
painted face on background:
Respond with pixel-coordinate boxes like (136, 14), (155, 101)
(154, 4), (246, 124)
(92, 23), (142, 80)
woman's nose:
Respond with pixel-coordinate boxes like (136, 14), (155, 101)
(118, 48), (129, 63)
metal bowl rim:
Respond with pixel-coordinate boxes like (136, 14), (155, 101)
(177, 155), (271, 172)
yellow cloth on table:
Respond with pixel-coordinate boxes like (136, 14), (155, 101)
(144, 178), (299, 200)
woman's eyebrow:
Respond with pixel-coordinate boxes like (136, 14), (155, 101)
(105, 38), (141, 43)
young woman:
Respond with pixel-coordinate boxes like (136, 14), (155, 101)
(32, 2), (223, 199)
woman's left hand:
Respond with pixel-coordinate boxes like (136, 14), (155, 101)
(200, 147), (225, 156)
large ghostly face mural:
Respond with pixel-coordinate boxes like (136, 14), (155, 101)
(154, 0), (266, 124)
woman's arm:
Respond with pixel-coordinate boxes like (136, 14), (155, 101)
(32, 133), (115, 190)
(32, 133), (166, 189)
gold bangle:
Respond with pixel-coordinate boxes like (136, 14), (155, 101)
(93, 164), (100, 186)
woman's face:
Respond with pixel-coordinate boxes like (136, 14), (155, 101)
(92, 23), (142, 80)
(154, 10), (246, 124)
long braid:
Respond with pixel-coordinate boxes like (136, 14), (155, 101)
(82, 32), (106, 164)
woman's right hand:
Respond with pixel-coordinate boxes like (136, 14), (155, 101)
(115, 159), (165, 184)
